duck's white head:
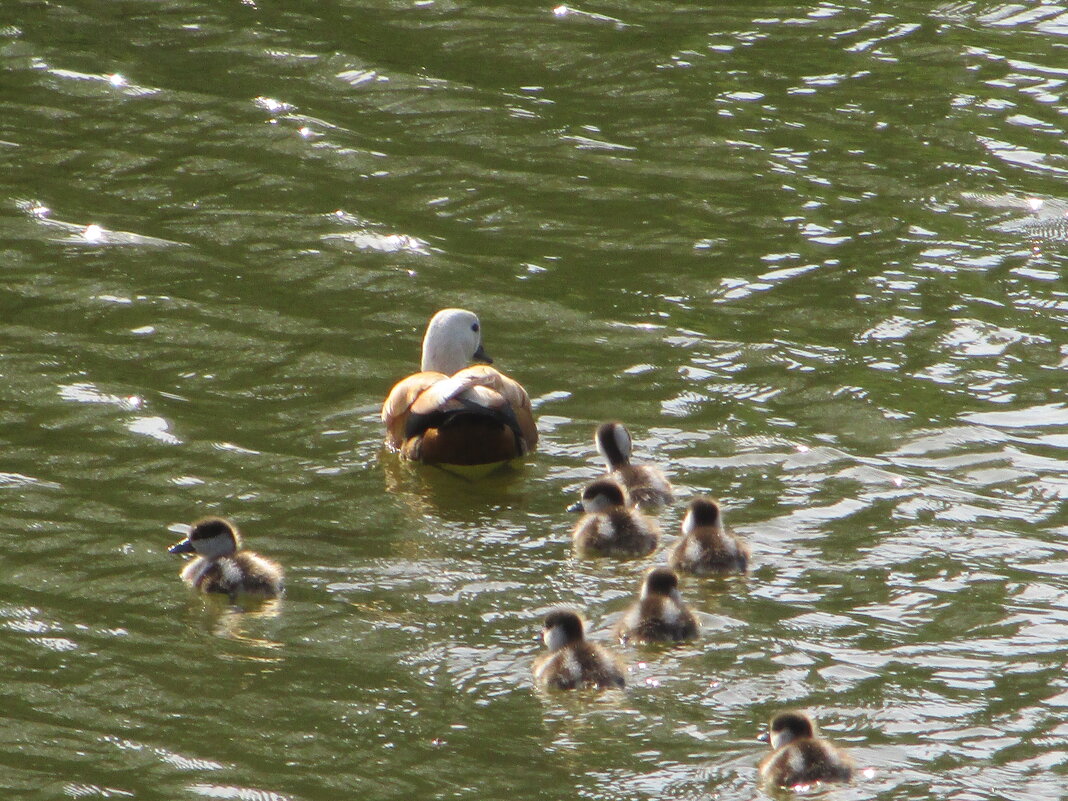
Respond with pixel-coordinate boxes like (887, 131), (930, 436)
(420, 308), (491, 374)
(595, 421), (633, 468)
(169, 517), (240, 560)
(767, 710), (817, 750)
(542, 608), (585, 651)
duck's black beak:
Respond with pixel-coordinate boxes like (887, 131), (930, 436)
(566, 499), (583, 513)
(473, 343), (493, 364)
(169, 538), (196, 555)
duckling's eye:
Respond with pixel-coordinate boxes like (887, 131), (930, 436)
(471, 323), (479, 333)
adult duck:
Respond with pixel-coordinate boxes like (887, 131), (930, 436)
(381, 309), (538, 467)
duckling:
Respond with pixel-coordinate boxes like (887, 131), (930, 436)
(615, 567), (699, 643)
(168, 517), (283, 599)
(595, 421), (673, 508)
(668, 497), (749, 575)
(570, 479), (660, 557)
(758, 710), (854, 787)
(381, 308), (538, 467)
(532, 608), (626, 690)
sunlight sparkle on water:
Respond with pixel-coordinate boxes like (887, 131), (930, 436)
(83, 224), (105, 243)
(107, 73), (126, 86)
(255, 96), (292, 113)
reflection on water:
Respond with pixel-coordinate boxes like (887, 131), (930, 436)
(183, 595), (287, 650)
(0, 0), (1066, 799)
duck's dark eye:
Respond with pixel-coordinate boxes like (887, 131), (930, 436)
(471, 323), (479, 333)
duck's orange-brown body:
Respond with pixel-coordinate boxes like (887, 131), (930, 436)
(383, 366), (537, 465)
(381, 310), (537, 467)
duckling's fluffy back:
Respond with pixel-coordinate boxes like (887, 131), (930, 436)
(532, 640), (626, 690)
(758, 737), (853, 787)
(181, 551), (283, 598)
(669, 531), (749, 575)
(572, 508), (660, 557)
(612, 464), (674, 508)
(615, 593), (699, 643)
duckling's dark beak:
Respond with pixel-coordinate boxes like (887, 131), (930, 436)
(169, 538), (196, 555)
(757, 731), (770, 744)
(473, 343), (493, 364)
(566, 499), (583, 513)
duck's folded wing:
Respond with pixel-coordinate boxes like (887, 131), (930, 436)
(384, 366), (538, 455)
(406, 378), (526, 453)
(455, 366), (539, 451)
(381, 371), (447, 449)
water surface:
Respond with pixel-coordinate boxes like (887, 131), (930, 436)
(1, 1), (1067, 799)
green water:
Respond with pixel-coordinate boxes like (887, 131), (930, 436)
(1, 1), (1067, 799)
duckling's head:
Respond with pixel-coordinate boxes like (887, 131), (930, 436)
(595, 421), (633, 468)
(640, 567), (682, 601)
(767, 711), (817, 749)
(542, 608), (586, 651)
(420, 308), (491, 374)
(169, 517), (240, 560)
(573, 479), (628, 514)
(682, 497), (722, 533)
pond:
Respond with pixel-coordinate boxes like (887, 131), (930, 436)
(1, 1), (1067, 799)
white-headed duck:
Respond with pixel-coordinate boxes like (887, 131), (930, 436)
(381, 309), (537, 467)
(169, 517), (283, 599)
(758, 710), (854, 787)
(595, 421), (673, 508)
(532, 608), (626, 690)
(570, 479), (660, 557)
(615, 567), (699, 643)
(669, 497), (749, 575)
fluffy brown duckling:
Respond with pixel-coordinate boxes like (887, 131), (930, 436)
(168, 517), (283, 599)
(594, 421), (673, 508)
(570, 479), (660, 557)
(615, 567), (699, 643)
(758, 710), (854, 787)
(532, 608), (626, 690)
(668, 497), (749, 575)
